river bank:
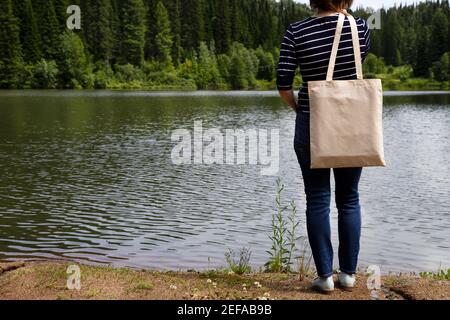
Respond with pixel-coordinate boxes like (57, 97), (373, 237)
(0, 261), (448, 300)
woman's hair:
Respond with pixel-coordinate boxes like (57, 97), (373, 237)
(309, 0), (354, 11)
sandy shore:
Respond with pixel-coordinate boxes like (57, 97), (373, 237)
(0, 261), (448, 300)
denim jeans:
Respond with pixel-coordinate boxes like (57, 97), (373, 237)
(294, 110), (362, 278)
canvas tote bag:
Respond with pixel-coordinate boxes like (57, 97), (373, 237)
(308, 13), (385, 169)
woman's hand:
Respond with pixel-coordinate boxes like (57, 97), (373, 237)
(278, 89), (298, 112)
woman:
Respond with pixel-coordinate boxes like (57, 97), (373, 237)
(277, 0), (371, 293)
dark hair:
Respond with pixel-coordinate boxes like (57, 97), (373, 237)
(309, 0), (354, 11)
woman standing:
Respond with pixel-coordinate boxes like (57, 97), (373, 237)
(277, 0), (372, 293)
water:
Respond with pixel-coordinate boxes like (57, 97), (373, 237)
(0, 90), (449, 273)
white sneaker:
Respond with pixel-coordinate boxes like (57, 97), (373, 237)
(310, 276), (334, 294)
(337, 272), (356, 291)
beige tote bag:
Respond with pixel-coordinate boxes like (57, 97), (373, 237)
(308, 13), (385, 169)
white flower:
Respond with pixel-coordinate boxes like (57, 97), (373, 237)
(254, 281), (262, 288)
(206, 279), (212, 283)
(212, 282), (217, 287)
(170, 284), (178, 290)
(228, 271), (235, 275)
(263, 292), (270, 297)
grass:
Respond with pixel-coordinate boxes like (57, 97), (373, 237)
(1, 261), (449, 300)
(224, 247), (252, 275)
(420, 267), (450, 281)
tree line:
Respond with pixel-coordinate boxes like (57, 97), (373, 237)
(0, 0), (449, 90)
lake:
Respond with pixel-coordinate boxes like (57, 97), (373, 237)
(0, 90), (449, 274)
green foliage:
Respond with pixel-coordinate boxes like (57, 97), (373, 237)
(0, 0), (23, 89)
(57, 31), (93, 89)
(34, 0), (59, 60)
(194, 41), (224, 90)
(118, 0), (147, 66)
(363, 53), (387, 77)
(255, 46), (276, 81)
(32, 59), (58, 89)
(420, 267), (450, 281)
(224, 248), (252, 275)
(82, 0), (114, 63)
(12, 0), (40, 62)
(265, 178), (306, 273)
(2, 0), (450, 89)
(228, 42), (259, 90)
(431, 52), (450, 82)
(154, 1), (173, 67)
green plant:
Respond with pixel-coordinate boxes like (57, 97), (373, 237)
(264, 178), (306, 273)
(224, 247), (252, 275)
(419, 266), (450, 280)
(297, 238), (313, 281)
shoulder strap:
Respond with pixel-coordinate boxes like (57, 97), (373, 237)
(348, 15), (363, 80)
(326, 13), (364, 81)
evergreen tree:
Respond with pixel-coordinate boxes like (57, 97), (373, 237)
(164, 0), (182, 66)
(213, 0), (232, 53)
(53, 0), (69, 31)
(12, 0), (41, 63)
(81, 0), (114, 63)
(154, 1), (173, 66)
(118, 0), (147, 66)
(430, 9), (449, 63)
(383, 10), (403, 66)
(34, 0), (60, 59)
(0, 0), (23, 88)
(415, 26), (432, 77)
(180, 0), (205, 53)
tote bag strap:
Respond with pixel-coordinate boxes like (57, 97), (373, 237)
(326, 13), (364, 81)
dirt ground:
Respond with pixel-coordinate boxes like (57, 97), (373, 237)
(0, 261), (448, 300)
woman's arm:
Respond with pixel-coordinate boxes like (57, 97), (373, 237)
(276, 23), (298, 111)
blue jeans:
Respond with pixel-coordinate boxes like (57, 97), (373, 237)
(294, 111), (362, 278)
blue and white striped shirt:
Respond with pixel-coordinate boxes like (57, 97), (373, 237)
(276, 13), (371, 112)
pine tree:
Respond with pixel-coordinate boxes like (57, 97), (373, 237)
(213, 0), (232, 54)
(383, 10), (404, 66)
(163, 0), (182, 66)
(0, 0), (23, 88)
(34, 0), (60, 59)
(154, 1), (173, 66)
(430, 9), (449, 63)
(180, 0), (205, 53)
(53, 0), (69, 31)
(81, 0), (114, 63)
(415, 26), (432, 77)
(118, 0), (147, 66)
(12, 0), (41, 63)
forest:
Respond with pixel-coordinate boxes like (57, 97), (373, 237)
(0, 0), (449, 90)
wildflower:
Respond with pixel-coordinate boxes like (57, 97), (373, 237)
(170, 284), (177, 290)
(228, 270), (235, 275)
(263, 292), (270, 297)
(206, 279), (212, 284)
(254, 281), (262, 288)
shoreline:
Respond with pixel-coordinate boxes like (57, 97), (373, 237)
(0, 261), (448, 300)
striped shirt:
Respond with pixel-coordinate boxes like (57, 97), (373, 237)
(276, 13), (371, 113)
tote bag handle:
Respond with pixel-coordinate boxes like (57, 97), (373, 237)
(326, 13), (363, 81)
